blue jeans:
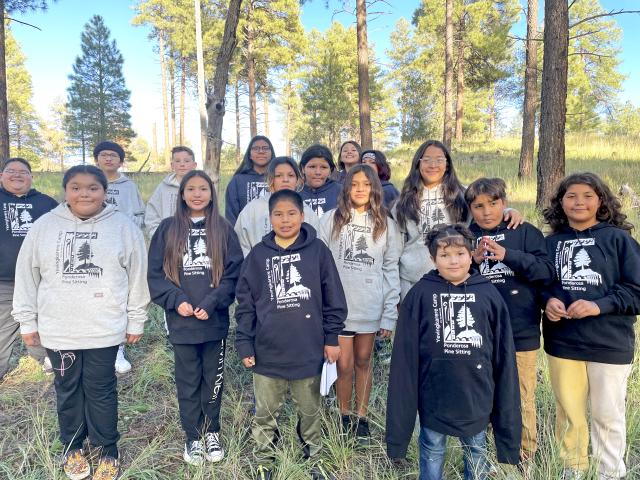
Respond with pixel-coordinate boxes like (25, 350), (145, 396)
(419, 426), (490, 480)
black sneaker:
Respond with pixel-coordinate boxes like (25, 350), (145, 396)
(341, 414), (355, 435)
(204, 432), (224, 462)
(355, 417), (370, 446)
(255, 464), (273, 480)
(183, 440), (205, 466)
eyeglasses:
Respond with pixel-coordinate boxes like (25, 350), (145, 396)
(98, 152), (121, 159)
(251, 146), (271, 153)
(3, 169), (31, 176)
(420, 157), (446, 167)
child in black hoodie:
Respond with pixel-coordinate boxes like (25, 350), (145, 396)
(386, 224), (521, 480)
(235, 190), (347, 479)
(148, 171), (243, 466)
(466, 178), (555, 462)
(542, 172), (640, 480)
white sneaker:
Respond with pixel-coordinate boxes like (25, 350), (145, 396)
(183, 440), (205, 466)
(42, 356), (54, 375)
(204, 432), (225, 462)
(114, 345), (131, 374)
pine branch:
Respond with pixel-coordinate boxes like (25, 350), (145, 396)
(569, 9), (640, 30)
(568, 51), (612, 59)
(4, 16), (41, 30)
(569, 26), (609, 40)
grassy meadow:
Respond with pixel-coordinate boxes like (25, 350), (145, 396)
(1, 136), (639, 479)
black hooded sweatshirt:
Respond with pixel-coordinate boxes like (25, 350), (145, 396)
(0, 187), (58, 282)
(235, 223), (347, 380)
(381, 180), (399, 208)
(386, 270), (521, 465)
(224, 167), (268, 225)
(147, 217), (244, 344)
(543, 222), (640, 364)
(469, 221), (555, 351)
(299, 179), (342, 218)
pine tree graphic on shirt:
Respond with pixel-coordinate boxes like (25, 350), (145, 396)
(419, 196), (445, 239)
(556, 239), (602, 286)
(439, 293), (483, 350)
(246, 181), (268, 203)
(61, 232), (103, 278)
(183, 231), (211, 268)
(477, 234), (514, 280)
(3, 203), (34, 235)
(269, 254), (311, 305)
(342, 225), (375, 266)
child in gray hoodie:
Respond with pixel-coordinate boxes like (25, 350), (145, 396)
(144, 146), (197, 237)
(12, 165), (149, 480)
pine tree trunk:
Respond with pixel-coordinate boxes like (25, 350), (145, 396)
(443, 0), (454, 149)
(195, 0), (208, 163)
(262, 91), (270, 137)
(159, 35), (171, 167)
(235, 80), (241, 164)
(152, 122), (159, 164)
(356, 0), (373, 150)
(59, 150), (65, 172)
(169, 55), (176, 146)
(455, 16), (465, 143)
(205, 0), (243, 190)
(179, 56), (186, 145)
(246, 0), (257, 138)
(519, 0), (539, 178)
(285, 81), (291, 156)
(0, 1), (9, 160)
(536, 0), (568, 210)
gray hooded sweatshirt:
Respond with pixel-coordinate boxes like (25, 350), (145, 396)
(12, 203), (150, 350)
(106, 174), (145, 229)
(144, 173), (180, 237)
(318, 208), (401, 332)
(234, 193), (320, 257)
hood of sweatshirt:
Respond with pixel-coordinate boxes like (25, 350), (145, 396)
(300, 180), (342, 218)
(144, 174), (180, 236)
(260, 221), (317, 251)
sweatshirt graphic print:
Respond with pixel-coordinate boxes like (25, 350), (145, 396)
(266, 252), (311, 310)
(477, 234), (515, 283)
(3, 202), (35, 236)
(437, 292), (484, 351)
(554, 238), (602, 290)
(58, 231), (104, 281)
(183, 229), (211, 274)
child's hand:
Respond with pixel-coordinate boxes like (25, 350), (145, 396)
(471, 244), (486, 264)
(242, 356), (255, 368)
(545, 298), (568, 321)
(481, 237), (506, 261)
(324, 345), (341, 363)
(379, 328), (392, 339)
(566, 300), (600, 319)
(503, 208), (524, 229)
(126, 333), (143, 344)
(193, 307), (209, 320)
(177, 302), (194, 317)
(21, 332), (41, 347)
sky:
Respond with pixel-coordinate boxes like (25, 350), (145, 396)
(9, 0), (640, 166)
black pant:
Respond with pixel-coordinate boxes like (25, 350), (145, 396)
(46, 346), (120, 458)
(173, 339), (226, 442)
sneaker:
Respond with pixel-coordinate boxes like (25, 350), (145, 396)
(341, 414), (354, 435)
(62, 449), (90, 480)
(355, 417), (370, 446)
(561, 469), (585, 480)
(204, 432), (225, 462)
(42, 356), (54, 375)
(93, 457), (119, 480)
(255, 464), (273, 480)
(183, 440), (205, 466)
(114, 345), (131, 374)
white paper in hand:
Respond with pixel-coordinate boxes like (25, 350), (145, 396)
(320, 360), (338, 396)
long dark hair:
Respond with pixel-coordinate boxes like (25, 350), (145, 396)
(234, 135), (276, 175)
(543, 172), (633, 233)
(332, 164), (388, 242)
(360, 149), (391, 181)
(337, 140), (362, 171)
(163, 170), (229, 287)
(395, 140), (468, 230)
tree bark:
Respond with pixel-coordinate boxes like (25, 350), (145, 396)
(169, 55), (177, 146)
(455, 15), (465, 143)
(536, 0), (568, 210)
(443, 0), (454, 149)
(285, 81), (291, 156)
(0, 0), (9, 160)
(235, 80), (241, 164)
(179, 56), (186, 145)
(356, 0), (373, 150)
(205, 0), (243, 190)
(159, 35), (171, 167)
(519, 0), (539, 178)
(262, 90), (270, 137)
(195, 0), (207, 163)
(152, 122), (159, 164)
(246, 0), (257, 138)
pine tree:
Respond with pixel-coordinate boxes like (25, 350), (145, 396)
(355, 235), (368, 254)
(65, 15), (134, 162)
(77, 241), (92, 266)
(456, 306), (475, 331)
(573, 248), (591, 270)
(288, 265), (301, 286)
(19, 209), (32, 224)
(193, 237), (207, 258)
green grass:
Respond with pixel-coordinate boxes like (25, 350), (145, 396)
(3, 136), (640, 479)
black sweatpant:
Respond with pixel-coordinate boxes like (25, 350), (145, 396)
(46, 346), (120, 458)
(173, 339), (226, 442)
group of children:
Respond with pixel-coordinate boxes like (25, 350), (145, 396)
(2, 135), (638, 480)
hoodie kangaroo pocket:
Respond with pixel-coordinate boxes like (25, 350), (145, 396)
(423, 357), (494, 423)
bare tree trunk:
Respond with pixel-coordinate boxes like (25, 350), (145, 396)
(443, 0), (454, 149)
(0, 0), (9, 160)
(159, 35), (171, 167)
(285, 81), (292, 156)
(488, 90), (496, 139)
(536, 0), (568, 210)
(169, 55), (177, 146)
(205, 0), (243, 191)
(235, 80), (241, 164)
(455, 15), (465, 143)
(519, 0), (539, 178)
(59, 150), (64, 172)
(152, 122), (159, 165)
(246, 0), (257, 138)
(262, 91), (270, 137)
(179, 56), (186, 144)
(195, 0), (208, 163)
(356, 0), (373, 150)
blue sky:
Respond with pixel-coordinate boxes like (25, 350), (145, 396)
(9, 0), (640, 164)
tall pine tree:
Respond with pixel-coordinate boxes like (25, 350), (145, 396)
(65, 15), (134, 163)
